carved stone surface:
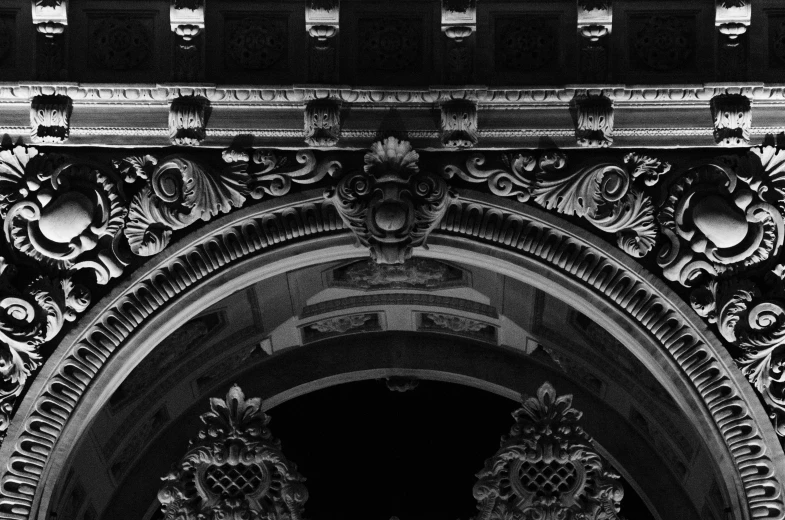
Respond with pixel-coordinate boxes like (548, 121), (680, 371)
(329, 258), (466, 291)
(31, 0), (67, 26)
(358, 19), (420, 72)
(440, 100), (478, 148)
(169, 96), (207, 146)
(325, 138), (455, 264)
(2, 185), (782, 518)
(495, 17), (556, 72)
(30, 94), (71, 143)
(90, 17), (152, 70)
(158, 385), (308, 520)
(656, 145), (785, 440)
(474, 382), (625, 520)
(573, 94), (613, 148)
(304, 99), (341, 147)
(247, 149), (340, 200)
(444, 151), (664, 257)
(632, 15), (694, 71)
(125, 155), (245, 256)
(711, 94), (751, 145)
(225, 17), (287, 70)
(418, 312), (496, 342)
(1, 145), (127, 279)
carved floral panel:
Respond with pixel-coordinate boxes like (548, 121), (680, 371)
(630, 14), (695, 72)
(224, 15), (288, 71)
(88, 16), (154, 71)
(494, 16), (558, 73)
(770, 14), (785, 68)
(357, 18), (422, 72)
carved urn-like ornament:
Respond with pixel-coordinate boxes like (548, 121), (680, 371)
(473, 382), (626, 520)
(158, 385), (308, 520)
(325, 137), (455, 264)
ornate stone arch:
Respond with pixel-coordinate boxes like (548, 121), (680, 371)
(0, 183), (783, 520)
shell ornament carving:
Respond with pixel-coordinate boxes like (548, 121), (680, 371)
(125, 156), (247, 256)
(473, 382), (626, 520)
(158, 385), (308, 520)
(325, 137), (456, 264)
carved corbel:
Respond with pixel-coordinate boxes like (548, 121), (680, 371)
(441, 0), (476, 83)
(169, 96), (208, 146)
(30, 94), (71, 143)
(710, 93), (751, 146)
(573, 93), (613, 148)
(32, 0), (68, 80)
(170, 0), (205, 81)
(304, 99), (341, 147)
(577, 0), (612, 82)
(715, 0), (750, 80)
(440, 99), (478, 148)
(306, 0), (339, 83)
(325, 137), (455, 264)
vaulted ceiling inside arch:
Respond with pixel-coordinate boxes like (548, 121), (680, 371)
(56, 256), (726, 520)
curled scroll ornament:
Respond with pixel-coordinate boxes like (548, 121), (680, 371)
(671, 146), (785, 440)
(445, 151), (668, 258)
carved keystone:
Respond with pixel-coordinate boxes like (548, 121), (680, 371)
(440, 99), (478, 148)
(573, 93), (613, 148)
(169, 96), (208, 146)
(30, 94), (71, 143)
(304, 99), (341, 147)
(710, 94), (750, 146)
(325, 137), (455, 264)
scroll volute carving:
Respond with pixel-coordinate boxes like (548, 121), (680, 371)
(325, 137), (455, 264)
(159, 385), (308, 520)
(474, 382), (626, 520)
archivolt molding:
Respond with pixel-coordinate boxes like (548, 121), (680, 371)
(1, 140), (785, 518)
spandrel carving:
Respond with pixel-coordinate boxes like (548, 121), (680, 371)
(125, 156), (246, 256)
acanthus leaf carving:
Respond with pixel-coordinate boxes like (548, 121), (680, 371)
(30, 95), (71, 143)
(158, 385), (308, 520)
(440, 99), (478, 148)
(0, 258), (89, 434)
(304, 99), (341, 147)
(0, 145), (128, 283)
(445, 151), (662, 258)
(125, 156), (247, 256)
(325, 137), (455, 264)
(248, 150), (341, 200)
(473, 382), (626, 520)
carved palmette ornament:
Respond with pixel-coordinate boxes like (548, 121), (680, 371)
(169, 96), (208, 146)
(158, 385), (308, 520)
(0, 145), (128, 283)
(125, 156), (246, 256)
(474, 382), (625, 520)
(325, 137), (455, 264)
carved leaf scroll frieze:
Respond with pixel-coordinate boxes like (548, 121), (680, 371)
(444, 151), (666, 258)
